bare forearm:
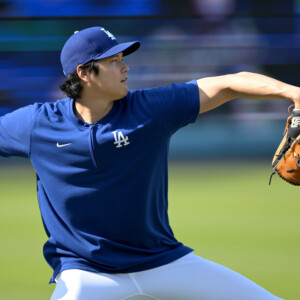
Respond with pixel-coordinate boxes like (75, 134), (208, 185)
(226, 72), (300, 103)
(197, 72), (300, 113)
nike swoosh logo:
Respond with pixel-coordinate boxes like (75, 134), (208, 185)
(56, 142), (72, 148)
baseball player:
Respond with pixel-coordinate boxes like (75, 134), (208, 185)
(1, 26), (298, 300)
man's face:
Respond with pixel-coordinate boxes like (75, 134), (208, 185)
(89, 52), (129, 101)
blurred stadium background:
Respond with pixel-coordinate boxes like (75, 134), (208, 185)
(0, 0), (300, 299)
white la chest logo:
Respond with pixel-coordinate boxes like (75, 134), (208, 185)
(112, 131), (130, 148)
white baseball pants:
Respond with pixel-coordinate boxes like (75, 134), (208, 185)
(50, 253), (284, 300)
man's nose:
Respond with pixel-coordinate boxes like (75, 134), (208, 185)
(122, 61), (129, 73)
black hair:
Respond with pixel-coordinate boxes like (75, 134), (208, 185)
(60, 61), (99, 100)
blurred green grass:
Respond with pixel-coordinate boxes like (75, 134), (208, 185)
(0, 160), (299, 299)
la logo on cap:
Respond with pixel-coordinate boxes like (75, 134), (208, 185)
(101, 28), (116, 40)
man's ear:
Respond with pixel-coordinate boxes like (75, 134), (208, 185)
(77, 65), (90, 83)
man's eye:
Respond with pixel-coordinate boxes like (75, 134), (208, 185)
(111, 57), (123, 63)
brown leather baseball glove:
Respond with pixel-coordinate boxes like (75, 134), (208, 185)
(270, 106), (300, 185)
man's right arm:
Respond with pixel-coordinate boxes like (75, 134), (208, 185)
(0, 104), (40, 158)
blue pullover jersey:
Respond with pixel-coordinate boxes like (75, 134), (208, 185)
(0, 81), (199, 283)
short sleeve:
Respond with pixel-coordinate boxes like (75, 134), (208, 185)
(132, 80), (199, 134)
(0, 103), (41, 158)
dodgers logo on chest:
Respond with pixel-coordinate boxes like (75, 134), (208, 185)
(112, 130), (130, 148)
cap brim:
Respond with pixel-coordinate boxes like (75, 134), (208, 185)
(93, 41), (140, 61)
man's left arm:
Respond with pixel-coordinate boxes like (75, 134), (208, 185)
(197, 72), (300, 114)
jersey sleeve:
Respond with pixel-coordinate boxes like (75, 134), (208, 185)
(0, 103), (40, 158)
(134, 80), (199, 134)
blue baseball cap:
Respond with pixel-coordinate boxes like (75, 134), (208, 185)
(60, 26), (140, 76)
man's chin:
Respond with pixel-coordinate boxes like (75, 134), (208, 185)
(114, 91), (128, 101)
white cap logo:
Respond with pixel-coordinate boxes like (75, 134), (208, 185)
(101, 28), (116, 40)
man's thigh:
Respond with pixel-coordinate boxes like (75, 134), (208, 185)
(133, 253), (284, 300)
(50, 269), (145, 300)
